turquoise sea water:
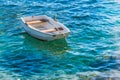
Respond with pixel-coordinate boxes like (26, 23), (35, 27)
(0, 0), (120, 80)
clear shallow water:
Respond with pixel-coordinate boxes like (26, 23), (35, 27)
(0, 0), (120, 80)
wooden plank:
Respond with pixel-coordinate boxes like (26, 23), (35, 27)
(26, 20), (42, 25)
(41, 28), (57, 33)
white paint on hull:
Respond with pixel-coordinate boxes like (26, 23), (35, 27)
(21, 15), (70, 41)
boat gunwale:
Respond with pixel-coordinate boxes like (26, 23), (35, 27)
(21, 16), (70, 37)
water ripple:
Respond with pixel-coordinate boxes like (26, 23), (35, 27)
(0, 0), (120, 80)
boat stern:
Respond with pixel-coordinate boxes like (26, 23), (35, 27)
(53, 32), (70, 40)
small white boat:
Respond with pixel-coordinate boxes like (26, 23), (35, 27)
(21, 15), (70, 41)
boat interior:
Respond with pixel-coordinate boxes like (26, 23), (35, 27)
(26, 20), (64, 34)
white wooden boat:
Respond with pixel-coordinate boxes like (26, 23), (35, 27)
(21, 15), (70, 41)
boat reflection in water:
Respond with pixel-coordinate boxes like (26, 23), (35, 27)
(23, 33), (71, 55)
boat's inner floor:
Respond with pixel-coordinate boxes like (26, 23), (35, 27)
(26, 20), (64, 35)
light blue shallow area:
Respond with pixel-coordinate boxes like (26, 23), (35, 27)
(0, 0), (120, 80)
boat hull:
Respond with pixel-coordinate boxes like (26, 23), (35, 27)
(21, 15), (70, 41)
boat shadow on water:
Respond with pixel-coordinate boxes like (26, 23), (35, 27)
(23, 33), (71, 55)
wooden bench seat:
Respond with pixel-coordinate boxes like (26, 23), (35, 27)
(41, 28), (57, 33)
(26, 20), (42, 25)
(41, 27), (63, 33)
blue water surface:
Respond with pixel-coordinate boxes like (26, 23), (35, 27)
(0, 0), (120, 80)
